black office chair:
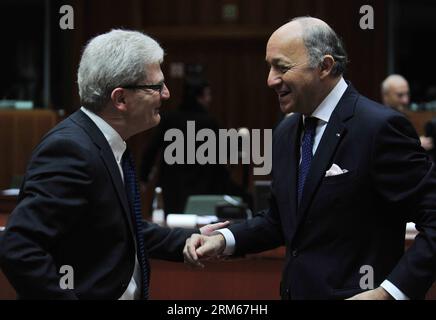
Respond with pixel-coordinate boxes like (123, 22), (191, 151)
(215, 203), (250, 221)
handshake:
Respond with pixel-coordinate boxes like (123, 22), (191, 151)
(186, 221), (394, 300)
(184, 221), (230, 268)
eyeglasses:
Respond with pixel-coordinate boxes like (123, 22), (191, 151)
(122, 83), (165, 94)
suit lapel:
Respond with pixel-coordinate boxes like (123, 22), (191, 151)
(70, 110), (136, 240)
(286, 115), (303, 219)
(297, 113), (346, 222)
(296, 85), (358, 227)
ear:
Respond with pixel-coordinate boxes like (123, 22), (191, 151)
(111, 88), (128, 112)
(319, 55), (335, 79)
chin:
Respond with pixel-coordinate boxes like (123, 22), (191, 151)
(154, 114), (161, 124)
(280, 104), (295, 114)
(148, 116), (161, 129)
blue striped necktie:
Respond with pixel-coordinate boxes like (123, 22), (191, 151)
(121, 150), (150, 300)
(297, 117), (318, 206)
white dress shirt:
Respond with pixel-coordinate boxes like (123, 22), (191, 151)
(81, 107), (141, 300)
(217, 79), (409, 300)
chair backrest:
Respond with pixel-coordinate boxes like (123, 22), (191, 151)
(0, 109), (59, 190)
(253, 180), (272, 212)
(184, 195), (243, 216)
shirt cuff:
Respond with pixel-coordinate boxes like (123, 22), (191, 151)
(214, 228), (235, 255)
(381, 280), (410, 300)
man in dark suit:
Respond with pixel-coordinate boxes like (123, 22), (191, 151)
(183, 17), (436, 300)
(0, 29), (226, 299)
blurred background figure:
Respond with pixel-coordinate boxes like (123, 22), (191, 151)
(140, 68), (245, 214)
(423, 119), (436, 160)
(381, 74), (434, 156)
(381, 74), (410, 113)
(423, 85), (436, 160)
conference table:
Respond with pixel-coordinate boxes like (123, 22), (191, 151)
(0, 195), (435, 300)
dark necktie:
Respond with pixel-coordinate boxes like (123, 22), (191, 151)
(121, 150), (150, 300)
(297, 117), (318, 206)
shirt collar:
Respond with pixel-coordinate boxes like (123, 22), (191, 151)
(80, 107), (126, 162)
(305, 77), (348, 124)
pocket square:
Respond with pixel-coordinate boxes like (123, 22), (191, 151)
(325, 163), (348, 177)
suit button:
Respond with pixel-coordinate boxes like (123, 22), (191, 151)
(292, 249), (298, 257)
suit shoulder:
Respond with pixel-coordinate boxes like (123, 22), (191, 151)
(355, 96), (417, 138)
(42, 114), (93, 144)
(32, 117), (95, 160)
(354, 95), (412, 132)
(356, 95), (404, 120)
(273, 113), (300, 140)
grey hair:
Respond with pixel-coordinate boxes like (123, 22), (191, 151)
(292, 17), (348, 76)
(77, 29), (164, 112)
(381, 74), (408, 94)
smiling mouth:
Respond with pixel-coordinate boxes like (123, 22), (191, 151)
(278, 91), (291, 98)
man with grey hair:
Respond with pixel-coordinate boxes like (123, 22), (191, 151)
(381, 74), (410, 113)
(0, 29), (227, 299)
(184, 17), (436, 300)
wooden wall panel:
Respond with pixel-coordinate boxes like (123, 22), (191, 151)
(240, 0), (265, 25)
(265, 0), (292, 27)
(66, 0), (388, 118)
(0, 110), (59, 190)
(57, 0), (389, 197)
(195, 0), (221, 25)
(143, 0), (172, 26)
(158, 39), (275, 131)
(174, 0), (194, 25)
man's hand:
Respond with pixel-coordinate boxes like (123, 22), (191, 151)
(420, 136), (434, 151)
(183, 233), (226, 268)
(199, 221), (230, 236)
(346, 287), (394, 300)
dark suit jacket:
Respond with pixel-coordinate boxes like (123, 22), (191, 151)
(0, 110), (195, 299)
(229, 84), (436, 299)
(424, 118), (436, 161)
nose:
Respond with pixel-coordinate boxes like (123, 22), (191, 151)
(267, 68), (281, 88)
(161, 83), (170, 100)
(400, 95), (409, 106)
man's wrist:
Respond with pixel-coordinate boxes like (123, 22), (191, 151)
(377, 286), (394, 300)
(380, 280), (409, 300)
(213, 228), (235, 255)
(214, 233), (226, 255)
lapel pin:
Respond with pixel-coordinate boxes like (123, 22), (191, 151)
(336, 133), (341, 137)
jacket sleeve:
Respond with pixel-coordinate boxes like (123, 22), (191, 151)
(371, 114), (436, 299)
(0, 137), (93, 299)
(142, 223), (197, 261)
(228, 190), (285, 256)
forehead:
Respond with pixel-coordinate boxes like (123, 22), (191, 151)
(389, 81), (409, 94)
(144, 63), (164, 82)
(390, 81), (409, 92)
(265, 33), (308, 64)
